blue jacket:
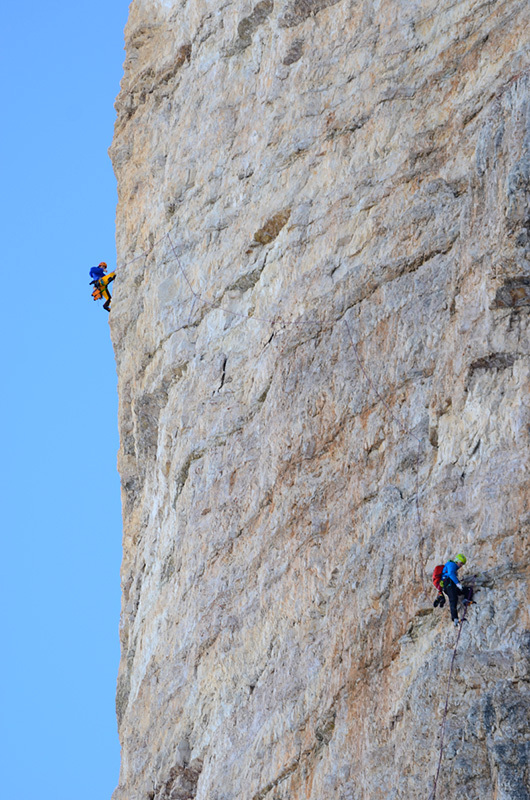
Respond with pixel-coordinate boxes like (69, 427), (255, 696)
(442, 560), (461, 585)
(89, 266), (106, 281)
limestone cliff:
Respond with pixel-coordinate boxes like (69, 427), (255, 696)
(109, 1), (530, 798)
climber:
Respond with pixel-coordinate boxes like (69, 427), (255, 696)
(89, 262), (116, 312)
(441, 554), (473, 628)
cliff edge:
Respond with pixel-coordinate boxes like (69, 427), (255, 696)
(109, 1), (530, 797)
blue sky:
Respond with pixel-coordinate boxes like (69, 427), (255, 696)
(0, 3), (130, 797)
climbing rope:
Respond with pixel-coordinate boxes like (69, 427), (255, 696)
(429, 577), (476, 800)
(108, 226), (431, 578)
(166, 236), (428, 585)
(343, 319), (427, 589)
(106, 63), (530, 566)
(167, 231), (318, 329)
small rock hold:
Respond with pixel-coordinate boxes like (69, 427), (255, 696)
(253, 209), (291, 244)
(283, 39), (304, 65)
(493, 276), (530, 309)
(469, 353), (516, 373)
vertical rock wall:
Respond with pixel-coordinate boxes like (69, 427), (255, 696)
(109, 1), (530, 798)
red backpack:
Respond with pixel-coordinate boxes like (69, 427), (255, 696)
(432, 564), (444, 593)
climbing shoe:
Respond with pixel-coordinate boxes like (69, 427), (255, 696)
(453, 619), (460, 628)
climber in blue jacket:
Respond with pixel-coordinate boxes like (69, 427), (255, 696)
(89, 261), (116, 312)
(442, 554), (472, 627)
(89, 262), (108, 282)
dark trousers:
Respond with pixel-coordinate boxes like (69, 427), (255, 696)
(443, 579), (464, 621)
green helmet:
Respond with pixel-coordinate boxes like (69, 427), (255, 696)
(455, 553), (467, 564)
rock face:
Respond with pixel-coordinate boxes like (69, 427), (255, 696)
(109, 1), (530, 798)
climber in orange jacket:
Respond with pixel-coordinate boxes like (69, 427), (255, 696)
(90, 262), (116, 312)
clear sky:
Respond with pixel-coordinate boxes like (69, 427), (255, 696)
(0, 3), (130, 798)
